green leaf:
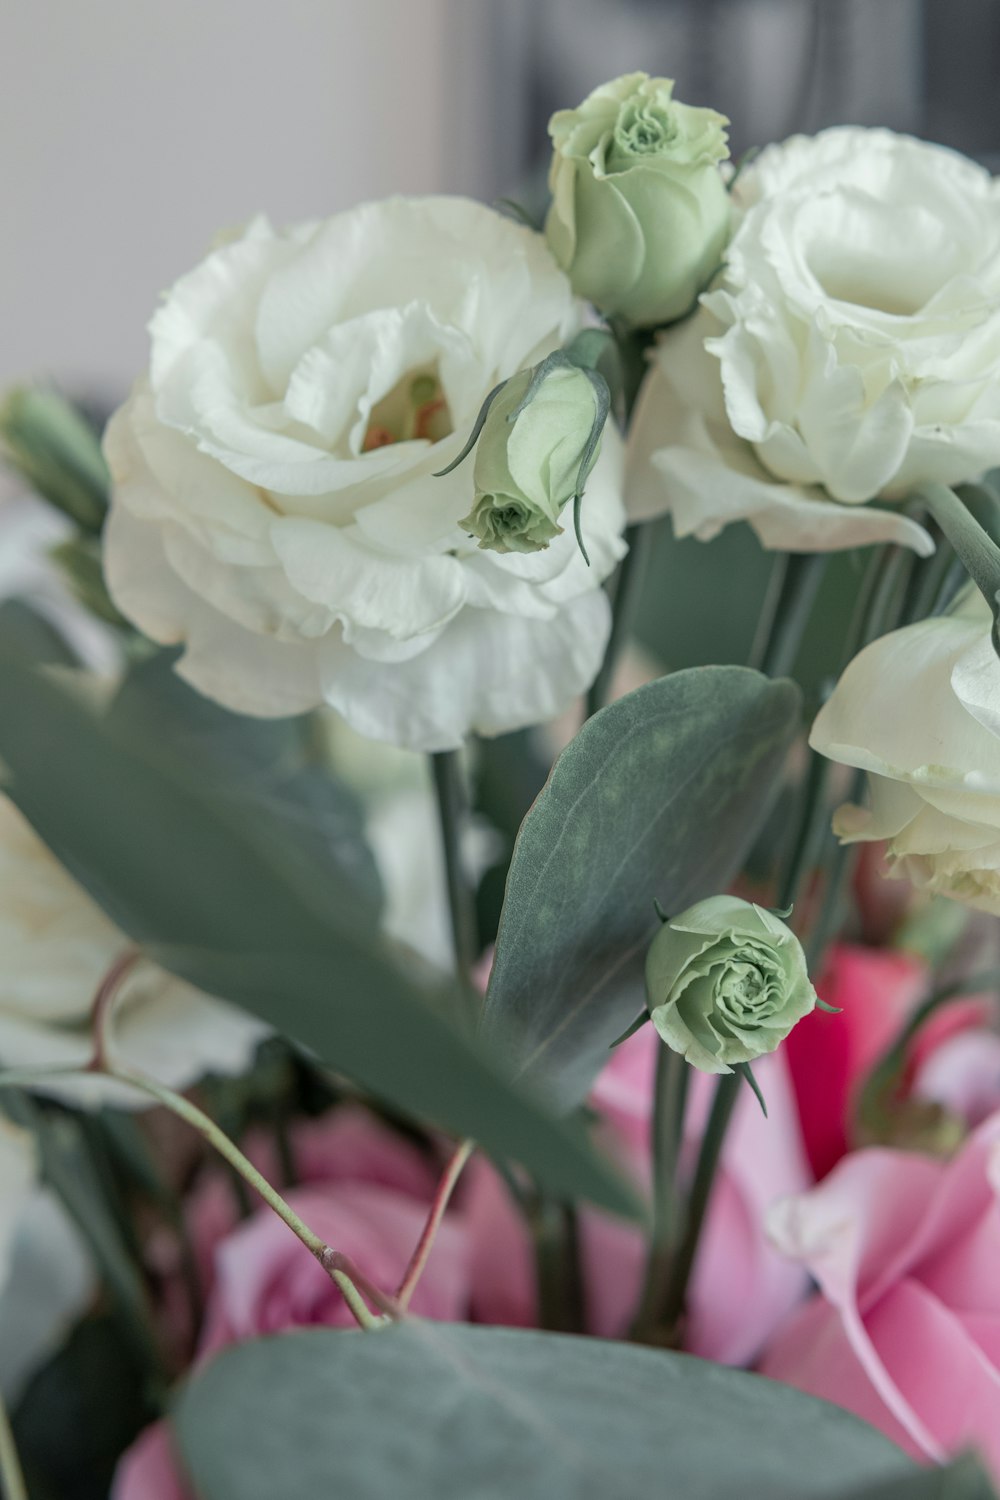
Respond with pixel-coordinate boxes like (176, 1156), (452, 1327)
(837, 1454), (998, 1499)
(0, 653), (635, 1216)
(0, 386), (109, 534)
(175, 1324), (915, 1500)
(481, 667), (801, 1107)
(108, 650), (384, 919)
(0, 598), (81, 668)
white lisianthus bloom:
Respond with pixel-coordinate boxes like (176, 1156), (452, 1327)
(628, 127), (1000, 555)
(103, 198), (627, 751)
(810, 591), (1000, 914)
(0, 796), (265, 1106)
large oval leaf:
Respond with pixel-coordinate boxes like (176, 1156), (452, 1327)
(175, 1324), (913, 1500)
(481, 667), (801, 1107)
(0, 653), (634, 1217)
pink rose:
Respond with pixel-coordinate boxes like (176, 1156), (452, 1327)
(466, 1025), (812, 1363)
(759, 1113), (1000, 1478)
(115, 1107), (467, 1499)
(785, 943), (929, 1179)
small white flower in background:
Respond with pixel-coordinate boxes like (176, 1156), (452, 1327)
(628, 127), (1000, 555)
(810, 590), (1000, 916)
(0, 796), (265, 1107)
(103, 197), (627, 752)
(0, 1189), (94, 1403)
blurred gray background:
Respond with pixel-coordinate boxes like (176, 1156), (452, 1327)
(1, 0), (997, 406)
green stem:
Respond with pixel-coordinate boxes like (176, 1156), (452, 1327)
(658, 1071), (741, 1333)
(756, 552), (828, 678)
(430, 750), (480, 995)
(778, 747), (833, 915)
(531, 1196), (586, 1333)
(632, 1045), (690, 1338)
(585, 521), (654, 718)
(0, 1065), (391, 1332)
(747, 553), (790, 672)
(0, 1386), (27, 1500)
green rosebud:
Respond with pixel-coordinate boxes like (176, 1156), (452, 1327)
(459, 359), (606, 556)
(645, 895), (816, 1073)
(545, 72), (731, 329)
(0, 386), (109, 534)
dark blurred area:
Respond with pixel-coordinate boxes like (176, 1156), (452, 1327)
(487, 0), (1000, 203)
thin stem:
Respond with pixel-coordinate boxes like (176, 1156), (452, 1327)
(89, 947), (141, 1068)
(658, 1070), (741, 1333)
(0, 1063), (392, 1332)
(756, 552), (828, 678)
(747, 552), (790, 672)
(632, 1045), (690, 1337)
(530, 1196), (586, 1333)
(396, 1137), (475, 1310)
(586, 521), (654, 718)
(778, 748), (833, 915)
(430, 750), (480, 994)
(0, 1386), (27, 1500)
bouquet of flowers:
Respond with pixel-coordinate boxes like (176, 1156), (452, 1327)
(2, 68), (1000, 1500)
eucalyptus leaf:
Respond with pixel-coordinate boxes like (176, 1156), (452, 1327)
(481, 667), (801, 1107)
(837, 1454), (998, 1499)
(175, 1324), (914, 1500)
(108, 651), (383, 918)
(0, 653), (634, 1216)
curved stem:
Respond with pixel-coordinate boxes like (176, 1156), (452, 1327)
(396, 1137), (475, 1310)
(0, 1386), (27, 1500)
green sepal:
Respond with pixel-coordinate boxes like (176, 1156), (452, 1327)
(815, 997), (842, 1014)
(433, 381), (506, 477)
(609, 1011), (651, 1049)
(737, 1061), (768, 1117)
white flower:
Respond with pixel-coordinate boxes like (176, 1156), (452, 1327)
(810, 591), (1000, 914)
(104, 198), (627, 752)
(0, 796), (265, 1106)
(0, 1189), (95, 1402)
(628, 127), (1000, 555)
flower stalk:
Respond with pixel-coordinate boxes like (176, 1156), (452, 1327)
(395, 1137), (475, 1309)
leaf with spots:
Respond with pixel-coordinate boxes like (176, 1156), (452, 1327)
(479, 667), (801, 1109)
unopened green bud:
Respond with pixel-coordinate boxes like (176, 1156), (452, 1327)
(0, 387), (109, 534)
(645, 895), (816, 1073)
(545, 72), (731, 329)
(460, 359), (606, 555)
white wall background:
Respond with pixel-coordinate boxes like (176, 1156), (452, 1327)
(0, 0), (508, 399)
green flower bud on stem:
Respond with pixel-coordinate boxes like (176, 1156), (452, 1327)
(645, 895), (817, 1073)
(456, 356), (608, 556)
(0, 386), (109, 534)
(545, 72), (731, 329)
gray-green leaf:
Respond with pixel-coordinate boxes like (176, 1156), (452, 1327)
(175, 1324), (916, 1500)
(0, 651), (634, 1216)
(480, 667), (801, 1108)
